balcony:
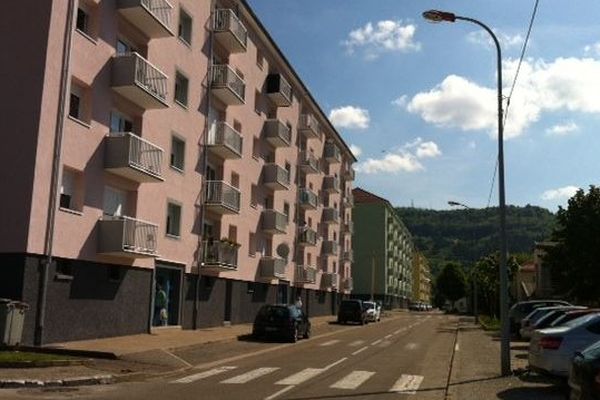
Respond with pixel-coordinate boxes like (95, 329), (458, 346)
(296, 265), (317, 284)
(205, 181), (241, 214)
(207, 122), (242, 159)
(343, 221), (354, 234)
(263, 119), (291, 148)
(342, 250), (354, 262)
(322, 240), (339, 256)
(111, 52), (169, 109)
(265, 74), (292, 107)
(322, 272), (339, 289)
(322, 208), (340, 224)
(343, 167), (355, 181)
(262, 210), (288, 234)
(259, 257), (287, 280)
(117, 0), (173, 38)
(201, 239), (239, 271)
(322, 176), (340, 194)
(298, 151), (319, 174)
(298, 188), (318, 210)
(343, 192), (354, 207)
(324, 143), (342, 163)
(298, 114), (319, 138)
(342, 277), (353, 291)
(298, 228), (317, 247)
(213, 8), (247, 53)
(263, 164), (290, 190)
(210, 64), (245, 105)
(98, 216), (158, 258)
(104, 132), (163, 182)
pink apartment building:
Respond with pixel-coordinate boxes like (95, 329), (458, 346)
(1, 0), (355, 345)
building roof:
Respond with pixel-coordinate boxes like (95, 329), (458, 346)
(352, 187), (394, 208)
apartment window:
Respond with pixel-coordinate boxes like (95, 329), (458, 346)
(283, 202), (290, 222)
(252, 138), (261, 160)
(178, 8), (193, 45)
(174, 71), (189, 107)
(170, 135), (185, 171)
(76, 8), (89, 33)
(69, 81), (90, 124)
(256, 48), (264, 69)
(166, 202), (182, 237)
(249, 233), (256, 256)
(254, 90), (261, 115)
(60, 168), (83, 212)
(110, 111), (133, 133)
(250, 184), (258, 208)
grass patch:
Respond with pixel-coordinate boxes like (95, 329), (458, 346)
(479, 315), (501, 331)
(0, 351), (75, 363)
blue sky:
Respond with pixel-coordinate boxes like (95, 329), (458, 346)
(247, 0), (600, 211)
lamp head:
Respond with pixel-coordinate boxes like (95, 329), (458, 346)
(422, 10), (456, 23)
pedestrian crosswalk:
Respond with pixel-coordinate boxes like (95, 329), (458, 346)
(172, 365), (424, 395)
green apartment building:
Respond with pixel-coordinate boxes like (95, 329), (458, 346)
(352, 188), (414, 309)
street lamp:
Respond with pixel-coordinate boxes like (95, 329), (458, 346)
(425, 10), (510, 376)
(448, 200), (478, 324)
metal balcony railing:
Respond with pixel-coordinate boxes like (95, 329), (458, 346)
(202, 239), (239, 270)
(105, 132), (163, 182)
(266, 74), (292, 107)
(299, 188), (318, 209)
(322, 272), (339, 289)
(98, 215), (158, 257)
(322, 208), (340, 224)
(205, 180), (241, 213)
(213, 8), (248, 52)
(264, 119), (291, 147)
(211, 64), (245, 104)
(117, 0), (173, 38)
(343, 277), (353, 291)
(298, 151), (319, 173)
(342, 250), (354, 262)
(208, 122), (242, 158)
(324, 142), (342, 163)
(298, 114), (319, 138)
(141, 0), (172, 27)
(112, 52), (169, 108)
(298, 228), (318, 246)
(262, 210), (288, 234)
(263, 164), (290, 190)
(322, 240), (339, 256)
(296, 265), (317, 284)
(323, 176), (340, 193)
(259, 257), (287, 279)
(343, 221), (354, 234)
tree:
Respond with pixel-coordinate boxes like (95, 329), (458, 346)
(472, 252), (519, 317)
(436, 262), (467, 308)
(545, 186), (600, 303)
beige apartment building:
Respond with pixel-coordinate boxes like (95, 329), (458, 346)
(412, 252), (432, 305)
(0, 0), (355, 345)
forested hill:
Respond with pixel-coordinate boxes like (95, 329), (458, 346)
(395, 205), (556, 277)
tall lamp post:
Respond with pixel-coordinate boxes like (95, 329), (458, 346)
(448, 201), (478, 324)
(424, 10), (510, 376)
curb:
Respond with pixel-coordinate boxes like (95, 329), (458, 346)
(0, 375), (114, 389)
(0, 359), (90, 369)
(5, 346), (118, 360)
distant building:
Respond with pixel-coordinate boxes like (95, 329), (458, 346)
(412, 252), (432, 304)
(351, 188), (414, 309)
(513, 262), (536, 302)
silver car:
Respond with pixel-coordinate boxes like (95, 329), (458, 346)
(529, 314), (600, 377)
(363, 301), (381, 322)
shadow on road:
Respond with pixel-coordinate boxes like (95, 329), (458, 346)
(497, 386), (568, 400)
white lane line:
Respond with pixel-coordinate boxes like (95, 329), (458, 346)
(264, 385), (295, 400)
(377, 340), (392, 348)
(221, 367), (279, 384)
(394, 328), (405, 335)
(330, 371), (375, 390)
(319, 339), (340, 347)
(351, 346), (369, 356)
(348, 340), (365, 347)
(455, 342), (460, 352)
(389, 374), (424, 394)
(324, 357), (348, 370)
(385, 334), (393, 339)
(275, 368), (324, 385)
(371, 339), (382, 346)
(172, 366), (237, 384)
(405, 343), (418, 351)
(161, 349), (194, 368)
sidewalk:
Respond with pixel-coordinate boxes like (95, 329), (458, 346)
(448, 317), (567, 400)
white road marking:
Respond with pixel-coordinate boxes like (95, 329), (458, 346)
(455, 342), (460, 352)
(348, 340), (365, 347)
(330, 371), (375, 390)
(264, 385), (295, 400)
(394, 328), (405, 334)
(161, 349), (193, 368)
(351, 346), (369, 356)
(319, 339), (340, 347)
(389, 374), (424, 394)
(385, 334), (393, 339)
(405, 343), (418, 350)
(371, 339), (382, 346)
(377, 340), (392, 347)
(324, 357), (348, 370)
(276, 368), (324, 385)
(221, 367), (279, 384)
(172, 366), (237, 383)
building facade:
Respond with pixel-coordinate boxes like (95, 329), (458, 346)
(351, 188), (413, 309)
(0, 0), (355, 345)
(412, 252), (431, 305)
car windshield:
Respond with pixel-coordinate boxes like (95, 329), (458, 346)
(259, 306), (289, 319)
(564, 314), (598, 328)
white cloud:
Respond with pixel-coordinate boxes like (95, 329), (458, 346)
(392, 95), (408, 108)
(584, 42), (600, 57)
(328, 106), (370, 130)
(354, 138), (441, 174)
(545, 122), (579, 136)
(349, 144), (362, 158)
(343, 20), (421, 59)
(467, 31), (524, 50)
(541, 186), (579, 201)
(407, 57), (600, 138)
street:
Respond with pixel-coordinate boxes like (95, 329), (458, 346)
(2, 313), (459, 400)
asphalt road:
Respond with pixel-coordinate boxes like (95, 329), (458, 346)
(3, 313), (459, 400)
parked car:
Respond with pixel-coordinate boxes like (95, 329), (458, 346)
(252, 304), (311, 342)
(531, 307), (587, 333)
(569, 340), (600, 400)
(521, 306), (584, 340)
(529, 314), (600, 377)
(363, 301), (381, 322)
(552, 309), (600, 328)
(510, 300), (571, 336)
(338, 299), (367, 325)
